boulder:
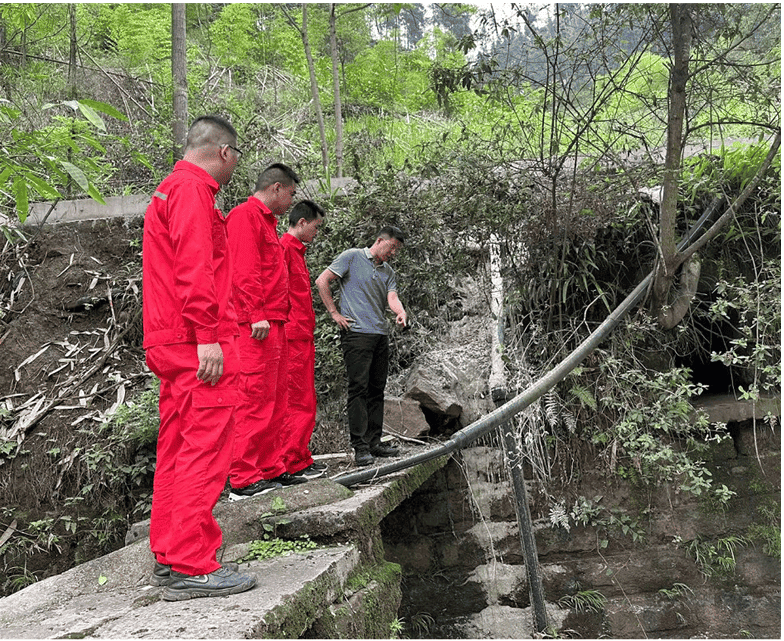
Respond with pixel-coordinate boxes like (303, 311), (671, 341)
(404, 345), (495, 427)
(383, 396), (430, 439)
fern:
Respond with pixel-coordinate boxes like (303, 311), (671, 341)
(570, 384), (597, 411)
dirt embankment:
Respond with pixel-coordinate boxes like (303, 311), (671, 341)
(1, 217), (148, 589)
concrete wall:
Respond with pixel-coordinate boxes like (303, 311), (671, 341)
(384, 418), (781, 638)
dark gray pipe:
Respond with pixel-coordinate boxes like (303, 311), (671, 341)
(334, 198), (722, 488)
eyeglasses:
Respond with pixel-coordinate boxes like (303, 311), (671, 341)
(222, 144), (243, 157)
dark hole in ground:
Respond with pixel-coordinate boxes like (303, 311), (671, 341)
(420, 405), (460, 437)
(397, 571), (487, 639)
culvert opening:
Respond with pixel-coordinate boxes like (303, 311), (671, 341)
(676, 313), (738, 396)
(380, 466), (488, 639)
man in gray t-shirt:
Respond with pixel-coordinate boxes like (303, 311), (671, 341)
(316, 226), (408, 467)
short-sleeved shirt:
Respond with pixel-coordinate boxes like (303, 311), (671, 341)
(327, 247), (396, 335)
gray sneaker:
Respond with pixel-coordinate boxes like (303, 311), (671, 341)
(150, 561), (239, 587)
(162, 566), (256, 601)
(228, 479), (283, 501)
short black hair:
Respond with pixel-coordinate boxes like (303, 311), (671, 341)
(289, 199), (325, 227)
(255, 163), (300, 192)
(185, 115), (237, 152)
(378, 225), (405, 244)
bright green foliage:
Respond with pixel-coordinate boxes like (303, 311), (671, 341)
(103, 4), (171, 72)
(596, 52), (670, 148)
(558, 588), (607, 613)
(0, 99), (124, 222)
(240, 535), (318, 562)
(208, 4), (260, 70)
(345, 41), (435, 112)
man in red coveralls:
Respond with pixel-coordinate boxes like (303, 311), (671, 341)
(226, 163), (309, 500)
(142, 115), (256, 600)
(280, 200), (328, 480)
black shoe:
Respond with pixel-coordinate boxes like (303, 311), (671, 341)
(228, 479), (283, 502)
(150, 561), (239, 587)
(355, 451), (375, 467)
(293, 462), (327, 479)
(150, 561), (172, 587)
(162, 566), (256, 601)
(269, 471), (309, 486)
(370, 444), (399, 458)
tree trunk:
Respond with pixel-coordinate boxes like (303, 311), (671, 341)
(171, 3), (188, 160)
(329, 4), (344, 178)
(0, 16), (11, 99)
(303, 5), (329, 175)
(67, 4), (77, 99)
(653, 4), (692, 328)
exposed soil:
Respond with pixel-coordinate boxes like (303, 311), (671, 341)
(0, 217), (149, 588)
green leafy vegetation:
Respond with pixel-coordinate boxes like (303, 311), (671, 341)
(675, 534), (748, 579)
(240, 535), (318, 563)
(237, 495), (317, 562)
(558, 588), (607, 613)
(0, 3), (779, 604)
(658, 582), (694, 601)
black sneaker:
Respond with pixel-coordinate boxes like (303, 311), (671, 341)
(228, 479), (283, 502)
(355, 451), (375, 467)
(150, 561), (239, 587)
(150, 561), (172, 587)
(370, 444), (399, 458)
(269, 471), (309, 486)
(293, 462), (327, 479)
(162, 566), (256, 601)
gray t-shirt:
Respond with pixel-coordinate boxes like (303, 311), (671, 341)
(328, 247), (397, 335)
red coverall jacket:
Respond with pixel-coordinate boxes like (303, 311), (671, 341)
(280, 232), (315, 341)
(142, 161), (238, 347)
(227, 196), (290, 324)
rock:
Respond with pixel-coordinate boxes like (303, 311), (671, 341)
(467, 562), (528, 606)
(458, 603), (569, 638)
(404, 362), (463, 418)
(404, 346), (495, 428)
(383, 396), (430, 439)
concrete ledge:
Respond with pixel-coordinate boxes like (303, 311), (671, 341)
(0, 461), (444, 639)
(23, 195), (150, 225)
(692, 394), (781, 424)
(0, 542), (360, 639)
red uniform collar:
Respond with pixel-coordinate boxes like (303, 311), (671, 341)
(172, 160), (220, 194)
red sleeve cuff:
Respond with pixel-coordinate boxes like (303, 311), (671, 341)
(195, 328), (219, 344)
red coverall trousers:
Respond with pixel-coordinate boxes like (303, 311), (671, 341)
(282, 338), (317, 474)
(146, 339), (239, 576)
(229, 321), (289, 487)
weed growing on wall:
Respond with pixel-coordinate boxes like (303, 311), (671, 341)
(674, 534), (748, 579)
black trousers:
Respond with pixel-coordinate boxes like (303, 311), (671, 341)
(340, 331), (389, 453)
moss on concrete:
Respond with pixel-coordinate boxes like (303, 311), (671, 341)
(256, 567), (344, 638)
(307, 561), (403, 638)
